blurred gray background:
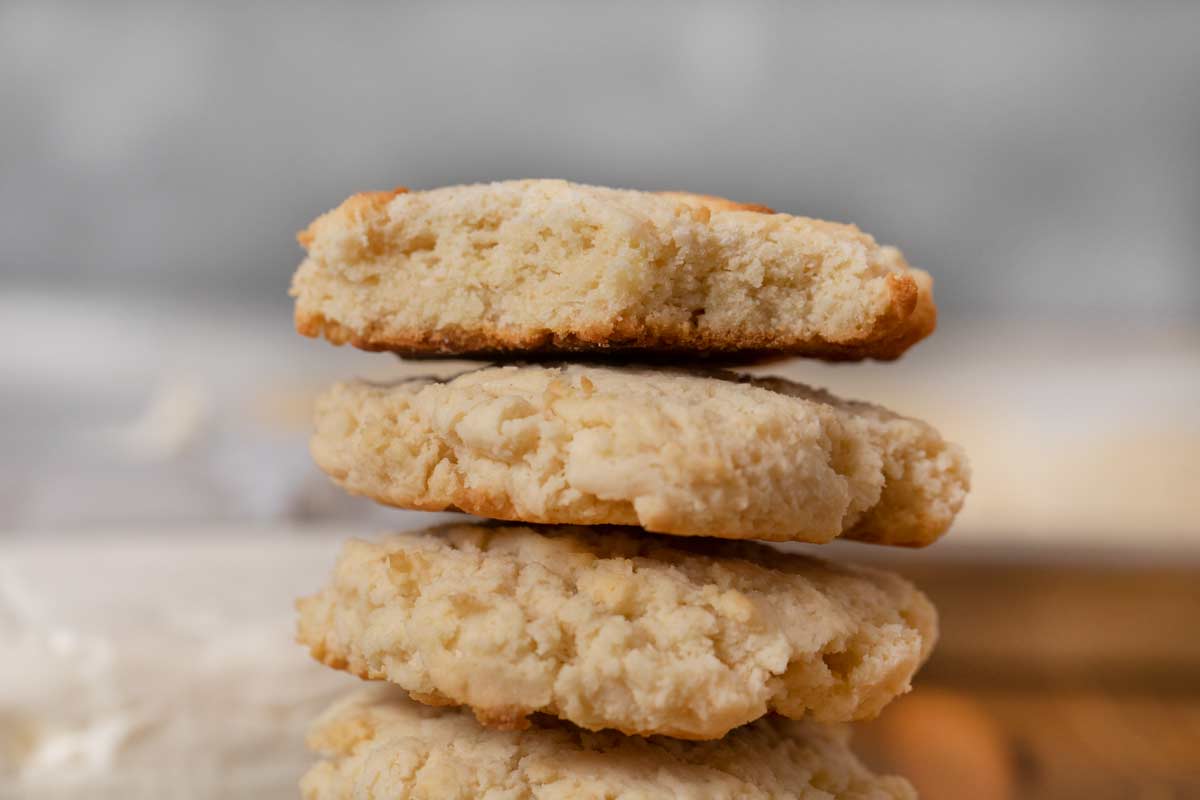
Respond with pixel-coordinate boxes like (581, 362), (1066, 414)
(5, 1), (1200, 314)
(2, 1), (1199, 534)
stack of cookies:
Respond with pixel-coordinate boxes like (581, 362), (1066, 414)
(290, 180), (970, 799)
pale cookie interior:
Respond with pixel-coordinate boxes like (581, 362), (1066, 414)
(290, 179), (935, 360)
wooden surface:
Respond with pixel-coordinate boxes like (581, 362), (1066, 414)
(850, 556), (1200, 799)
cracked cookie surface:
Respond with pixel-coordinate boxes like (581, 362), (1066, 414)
(296, 522), (937, 739)
(311, 364), (969, 546)
(301, 685), (916, 799)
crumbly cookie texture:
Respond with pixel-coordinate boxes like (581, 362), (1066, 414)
(310, 364), (969, 545)
(290, 179), (936, 361)
(301, 686), (917, 800)
(296, 523), (937, 739)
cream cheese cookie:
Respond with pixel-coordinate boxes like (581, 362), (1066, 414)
(290, 180), (935, 361)
(310, 364), (969, 546)
(301, 686), (916, 800)
(296, 523), (937, 739)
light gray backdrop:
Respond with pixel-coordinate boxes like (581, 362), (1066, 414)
(4, 1), (1199, 316)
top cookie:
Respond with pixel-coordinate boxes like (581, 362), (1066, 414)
(291, 180), (936, 361)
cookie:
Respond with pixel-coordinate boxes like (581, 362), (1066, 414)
(290, 180), (935, 361)
(311, 364), (969, 546)
(296, 523), (937, 739)
(301, 686), (916, 800)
